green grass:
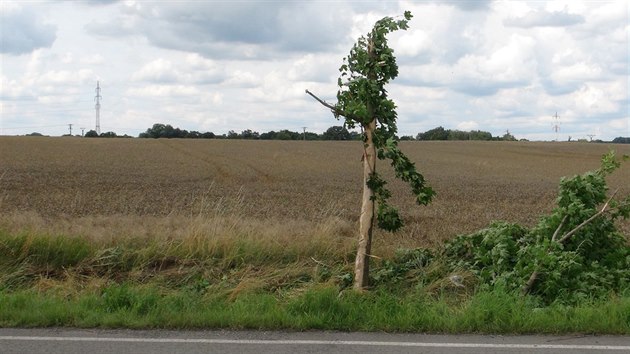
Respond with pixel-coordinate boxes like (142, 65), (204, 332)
(1, 225), (629, 333)
(2, 285), (629, 333)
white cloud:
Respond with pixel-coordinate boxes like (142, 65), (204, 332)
(224, 70), (260, 88)
(287, 54), (337, 82)
(127, 85), (200, 97)
(86, 2), (352, 59)
(247, 71), (305, 103)
(131, 55), (225, 84)
(608, 118), (629, 131)
(38, 69), (94, 85)
(131, 58), (177, 83)
(0, 74), (31, 100)
(81, 54), (105, 65)
(456, 33), (536, 83)
(396, 30), (432, 58)
(550, 62), (603, 84)
(1, 0), (628, 141)
(0, 5), (57, 55)
(504, 7), (584, 28)
(457, 121), (479, 130)
(571, 84), (618, 115)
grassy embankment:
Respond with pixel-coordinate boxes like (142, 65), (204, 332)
(1, 216), (629, 333)
(1, 138), (629, 332)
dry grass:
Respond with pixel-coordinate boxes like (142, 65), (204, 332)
(1, 137), (628, 251)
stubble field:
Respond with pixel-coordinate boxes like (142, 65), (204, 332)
(1, 137), (628, 250)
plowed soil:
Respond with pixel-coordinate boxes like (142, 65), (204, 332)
(1, 137), (628, 243)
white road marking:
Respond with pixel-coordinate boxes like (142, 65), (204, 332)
(0, 336), (629, 350)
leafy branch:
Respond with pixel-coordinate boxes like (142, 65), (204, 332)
(522, 188), (620, 295)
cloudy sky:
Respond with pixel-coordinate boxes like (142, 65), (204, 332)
(1, 0), (628, 140)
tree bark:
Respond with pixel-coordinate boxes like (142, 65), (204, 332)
(354, 119), (376, 290)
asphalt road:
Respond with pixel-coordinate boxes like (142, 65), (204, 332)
(1, 328), (629, 354)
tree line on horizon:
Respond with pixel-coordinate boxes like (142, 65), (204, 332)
(135, 123), (517, 141)
(24, 123), (630, 143)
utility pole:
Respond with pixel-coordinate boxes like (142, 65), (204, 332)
(302, 126), (307, 141)
(95, 81), (102, 135)
(587, 134), (595, 142)
(80, 127), (85, 137)
(552, 112), (560, 142)
(68, 124), (73, 136)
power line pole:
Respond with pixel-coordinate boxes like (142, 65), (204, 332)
(68, 124), (73, 136)
(587, 134), (595, 142)
(302, 126), (307, 141)
(552, 112), (560, 142)
(95, 81), (102, 135)
(80, 127), (85, 137)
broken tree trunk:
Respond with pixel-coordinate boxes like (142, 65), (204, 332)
(355, 119), (377, 290)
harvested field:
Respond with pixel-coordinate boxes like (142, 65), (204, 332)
(1, 137), (628, 248)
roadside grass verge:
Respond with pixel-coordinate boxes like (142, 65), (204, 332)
(2, 285), (629, 334)
(1, 218), (629, 334)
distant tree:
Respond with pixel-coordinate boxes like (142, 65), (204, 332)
(186, 130), (201, 139)
(448, 130), (469, 140)
(162, 125), (182, 138)
(417, 126), (448, 140)
(417, 127), (495, 141)
(259, 131), (276, 140)
(304, 132), (320, 140)
(227, 130), (239, 139)
(399, 135), (415, 141)
(275, 129), (300, 140)
(501, 131), (516, 141)
(100, 131), (118, 138)
(85, 130), (99, 138)
(322, 126), (351, 140)
(25, 132), (43, 136)
(612, 137), (630, 144)
(349, 131), (362, 140)
(240, 129), (260, 139)
(469, 130), (492, 141)
(139, 123), (195, 138)
(140, 123), (165, 138)
(138, 124), (219, 139)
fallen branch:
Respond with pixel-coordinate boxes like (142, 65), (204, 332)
(522, 188), (619, 295)
(522, 270), (540, 295)
(551, 215), (568, 242)
(557, 189), (618, 244)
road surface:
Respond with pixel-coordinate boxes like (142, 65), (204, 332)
(1, 328), (629, 354)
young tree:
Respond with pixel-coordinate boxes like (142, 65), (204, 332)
(306, 11), (434, 290)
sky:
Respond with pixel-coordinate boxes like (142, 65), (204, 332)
(0, 0), (628, 141)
